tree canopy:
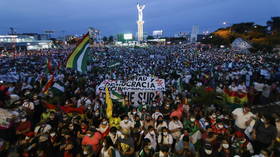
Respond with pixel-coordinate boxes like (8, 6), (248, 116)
(201, 17), (280, 53)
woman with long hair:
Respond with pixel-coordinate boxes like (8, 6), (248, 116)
(100, 137), (114, 157)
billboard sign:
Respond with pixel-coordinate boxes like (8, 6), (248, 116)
(153, 30), (163, 36)
(124, 33), (133, 40)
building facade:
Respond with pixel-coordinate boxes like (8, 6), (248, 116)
(0, 34), (53, 51)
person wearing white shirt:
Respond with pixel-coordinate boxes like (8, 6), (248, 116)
(120, 115), (134, 130)
(254, 82), (264, 92)
(229, 82), (238, 92)
(34, 123), (52, 136)
(77, 96), (92, 108)
(152, 108), (163, 120)
(184, 74), (192, 84)
(168, 116), (183, 140)
(21, 83), (33, 91)
(158, 127), (173, 149)
(237, 82), (247, 93)
(144, 126), (157, 150)
(128, 108), (141, 120)
(155, 116), (168, 133)
(232, 105), (255, 130)
(196, 82), (202, 87)
(216, 84), (224, 93)
(97, 119), (110, 135)
(22, 99), (34, 111)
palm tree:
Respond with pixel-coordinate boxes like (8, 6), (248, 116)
(190, 87), (228, 112)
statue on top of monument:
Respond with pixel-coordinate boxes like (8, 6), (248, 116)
(137, 3), (145, 21)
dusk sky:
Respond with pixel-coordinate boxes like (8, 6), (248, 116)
(0, 0), (280, 36)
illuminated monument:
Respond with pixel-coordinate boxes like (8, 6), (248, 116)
(137, 3), (145, 41)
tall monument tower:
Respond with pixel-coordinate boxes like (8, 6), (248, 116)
(191, 25), (199, 43)
(137, 3), (145, 42)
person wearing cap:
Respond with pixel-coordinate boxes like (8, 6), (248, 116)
(117, 128), (135, 157)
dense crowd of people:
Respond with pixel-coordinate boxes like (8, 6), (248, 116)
(0, 45), (280, 157)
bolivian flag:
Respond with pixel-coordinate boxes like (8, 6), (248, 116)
(105, 86), (113, 118)
(224, 89), (248, 104)
(42, 101), (85, 115)
(66, 33), (90, 72)
(42, 75), (55, 94)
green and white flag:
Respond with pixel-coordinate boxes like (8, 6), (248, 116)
(111, 90), (124, 103)
(66, 33), (90, 73)
(51, 81), (65, 94)
(108, 62), (121, 68)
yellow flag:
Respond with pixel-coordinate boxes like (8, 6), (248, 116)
(105, 86), (113, 118)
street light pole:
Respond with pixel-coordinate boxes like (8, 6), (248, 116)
(223, 22), (232, 33)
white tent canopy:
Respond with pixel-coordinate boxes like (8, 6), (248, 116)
(231, 38), (252, 49)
